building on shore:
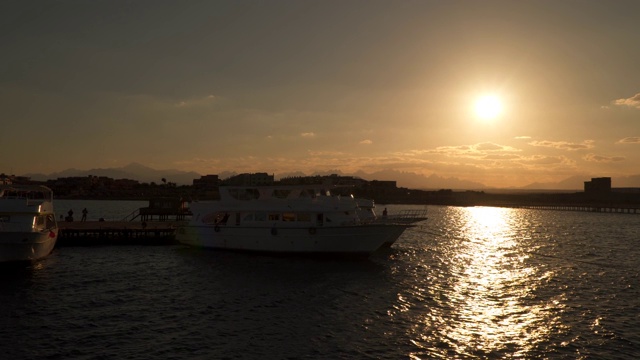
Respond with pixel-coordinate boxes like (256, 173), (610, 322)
(223, 172), (274, 186)
(584, 177), (611, 194)
(193, 175), (219, 190)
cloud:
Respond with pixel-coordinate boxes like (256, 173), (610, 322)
(613, 93), (640, 109)
(527, 156), (565, 165)
(475, 142), (504, 151)
(176, 94), (218, 108)
(440, 142), (521, 156)
(617, 137), (640, 144)
(528, 140), (594, 151)
(396, 142), (521, 160)
(300, 132), (316, 138)
(584, 154), (626, 162)
(482, 154), (521, 160)
(307, 150), (344, 157)
(359, 139), (373, 145)
(514, 136), (531, 140)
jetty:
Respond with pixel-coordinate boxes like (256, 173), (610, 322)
(506, 204), (640, 214)
(57, 220), (185, 246)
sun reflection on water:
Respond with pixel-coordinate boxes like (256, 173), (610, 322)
(406, 206), (564, 359)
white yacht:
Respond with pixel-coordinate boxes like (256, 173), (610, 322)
(0, 185), (58, 262)
(176, 186), (415, 255)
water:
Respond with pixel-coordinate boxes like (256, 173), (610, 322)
(2, 204), (640, 359)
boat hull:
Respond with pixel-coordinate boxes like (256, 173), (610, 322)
(0, 231), (58, 262)
(176, 224), (411, 255)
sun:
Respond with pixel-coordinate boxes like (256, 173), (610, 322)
(474, 95), (503, 121)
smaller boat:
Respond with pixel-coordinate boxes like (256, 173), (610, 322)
(0, 185), (58, 262)
(177, 185), (417, 256)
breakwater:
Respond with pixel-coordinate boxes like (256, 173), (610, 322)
(507, 204), (640, 214)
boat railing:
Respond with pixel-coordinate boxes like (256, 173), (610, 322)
(1, 186), (54, 205)
(374, 209), (428, 224)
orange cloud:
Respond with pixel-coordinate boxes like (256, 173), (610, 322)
(613, 93), (640, 109)
(584, 154), (625, 162)
(528, 140), (594, 151)
(616, 137), (640, 144)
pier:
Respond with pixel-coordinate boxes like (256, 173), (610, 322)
(504, 204), (640, 214)
(57, 221), (185, 246)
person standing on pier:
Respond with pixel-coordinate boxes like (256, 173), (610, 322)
(81, 208), (88, 221)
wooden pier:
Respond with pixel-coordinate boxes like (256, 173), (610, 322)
(57, 221), (185, 246)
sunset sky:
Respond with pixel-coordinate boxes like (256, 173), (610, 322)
(2, 0), (639, 188)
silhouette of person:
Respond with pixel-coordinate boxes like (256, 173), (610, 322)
(383, 208), (388, 217)
(81, 208), (88, 221)
(67, 209), (74, 222)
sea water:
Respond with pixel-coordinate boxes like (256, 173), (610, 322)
(1, 204), (640, 359)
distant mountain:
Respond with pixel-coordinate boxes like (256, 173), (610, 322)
(278, 169), (488, 190)
(521, 175), (588, 190)
(355, 170), (488, 190)
(26, 163), (201, 185)
(613, 174), (640, 188)
(522, 174), (640, 190)
(277, 171), (315, 179)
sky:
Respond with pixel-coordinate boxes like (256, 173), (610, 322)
(2, 0), (640, 188)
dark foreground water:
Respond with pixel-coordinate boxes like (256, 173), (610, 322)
(2, 205), (640, 359)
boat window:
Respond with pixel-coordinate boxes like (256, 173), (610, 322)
(268, 213), (280, 221)
(282, 212), (295, 222)
(242, 189), (260, 200)
(255, 212), (266, 221)
(202, 212), (230, 225)
(228, 189), (259, 200)
(228, 189), (240, 200)
(243, 213), (255, 221)
(46, 215), (55, 228)
(0, 215), (9, 222)
(272, 189), (291, 199)
(297, 213), (311, 222)
(201, 212), (220, 224)
(220, 213), (230, 225)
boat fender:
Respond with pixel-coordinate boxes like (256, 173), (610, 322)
(271, 228), (278, 236)
(214, 226), (220, 232)
(308, 227), (316, 235)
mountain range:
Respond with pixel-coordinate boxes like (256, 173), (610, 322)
(25, 163), (201, 186)
(23, 163), (640, 190)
